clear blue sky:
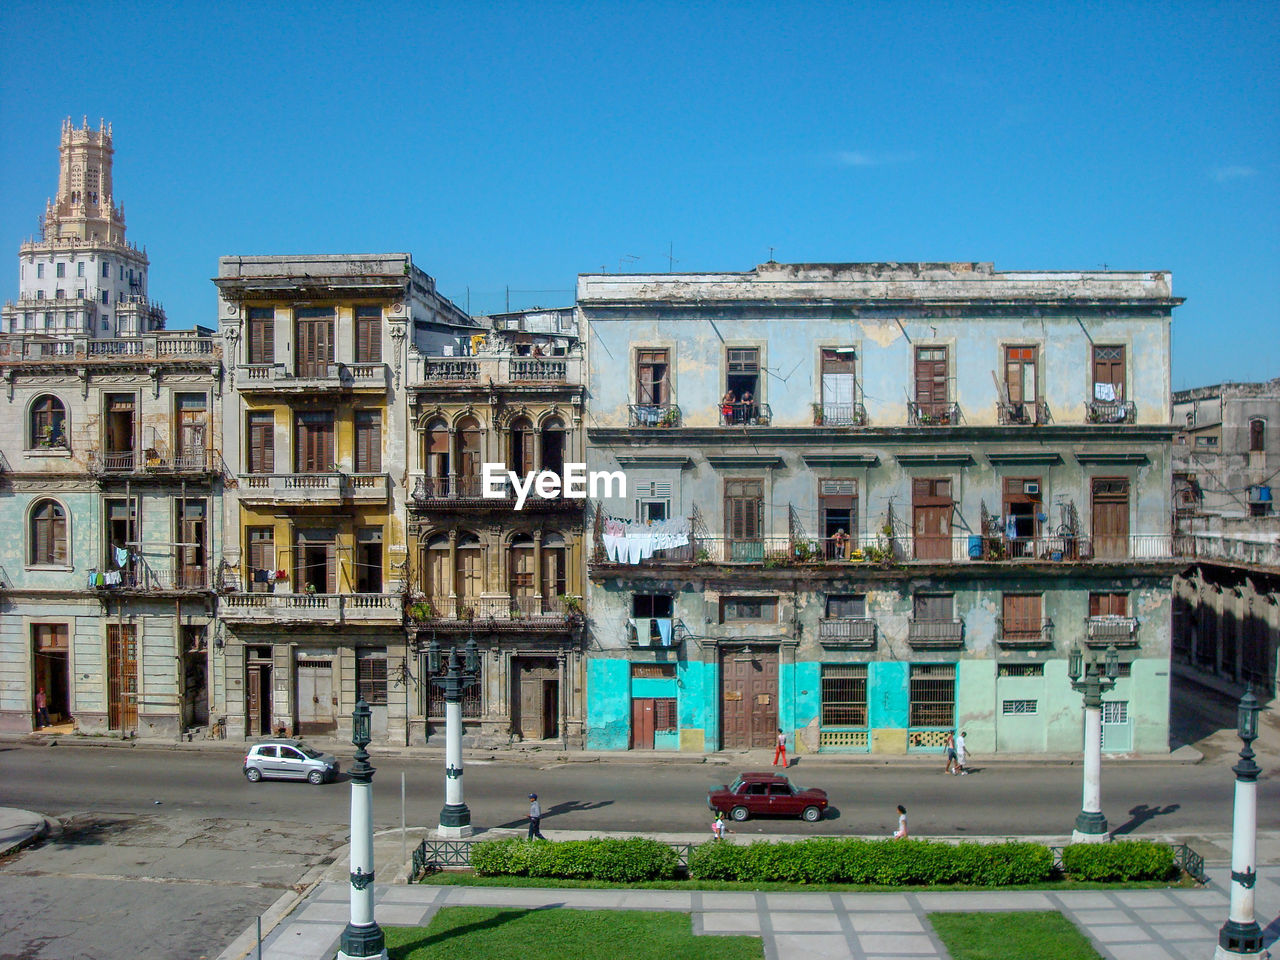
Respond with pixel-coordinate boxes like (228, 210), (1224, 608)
(1, 1), (1275, 387)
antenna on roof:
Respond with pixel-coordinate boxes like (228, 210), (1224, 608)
(768, 246), (776, 263)
(619, 254), (639, 273)
(667, 242), (678, 273)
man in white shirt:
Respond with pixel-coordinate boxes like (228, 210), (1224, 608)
(955, 731), (968, 775)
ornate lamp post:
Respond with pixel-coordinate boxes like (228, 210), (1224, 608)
(1067, 642), (1119, 843)
(428, 632), (481, 838)
(1215, 686), (1267, 960)
(338, 698), (386, 960)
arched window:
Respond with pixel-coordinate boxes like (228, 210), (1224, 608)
(508, 534), (536, 610)
(455, 417), (482, 495)
(423, 419), (450, 496)
(509, 417), (535, 475)
(30, 395), (67, 449)
(30, 499), (68, 565)
(541, 532), (568, 605)
(1250, 419), (1265, 453)
(541, 416), (565, 474)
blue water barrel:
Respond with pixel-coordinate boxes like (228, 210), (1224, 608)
(968, 535), (983, 559)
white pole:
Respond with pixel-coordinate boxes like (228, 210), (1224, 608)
(1228, 777), (1257, 927)
(445, 697), (463, 810)
(1072, 702), (1108, 843)
(349, 778), (374, 928)
(400, 770), (406, 865)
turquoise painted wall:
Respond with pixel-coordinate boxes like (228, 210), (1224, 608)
(586, 658), (630, 750)
(792, 662), (821, 729)
(631, 677), (677, 699)
(678, 659), (714, 740)
(868, 661), (909, 728)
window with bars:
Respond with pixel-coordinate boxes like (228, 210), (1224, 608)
(1002, 699), (1038, 715)
(997, 663), (1045, 677)
(909, 664), (955, 727)
(356, 651), (388, 705)
(821, 664), (868, 726)
(631, 663), (675, 679)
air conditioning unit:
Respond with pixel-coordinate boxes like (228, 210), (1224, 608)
(1023, 481), (1040, 496)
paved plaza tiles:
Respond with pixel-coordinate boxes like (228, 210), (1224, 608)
(241, 864), (1279, 960)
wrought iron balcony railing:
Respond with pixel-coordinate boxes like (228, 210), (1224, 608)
(907, 401), (960, 426)
(907, 618), (965, 648)
(628, 403), (681, 428)
(817, 402), (867, 427)
(818, 618), (878, 648)
(997, 399), (1051, 425)
(1085, 615), (1139, 647)
(720, 402), (771, 426)
(1085, 399), (1136, 424)
(996, 617), (1055, 646)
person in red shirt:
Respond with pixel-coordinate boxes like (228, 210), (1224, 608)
(35, 687), (50, 728)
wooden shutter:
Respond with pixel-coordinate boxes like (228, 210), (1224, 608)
(636, 350), (669, 405)
(1002, 593), (1041, 636)
(355, 410), (381, 473)
(1004, 346), (1037, 404)
(914, 594), (954, 620)
(1089, 593), (1128, 617)
(915, 346), (948, 409)
(355, 308), (382, 362)
(247, 413), (274, 474)
(724, 480), (762, 540)
(1092, 346), (1126, 392)
(248, 309), (273, 364)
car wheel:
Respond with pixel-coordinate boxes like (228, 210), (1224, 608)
(802, 805), (822, 823)
(307, 770), (324, 785)
(730, 806), (749, 822)
(245, 767), (262, 782)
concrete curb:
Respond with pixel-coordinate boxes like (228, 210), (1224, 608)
(212, 852), (338, 960)
(0, 814), (53, 858)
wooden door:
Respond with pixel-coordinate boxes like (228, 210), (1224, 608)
(107, 624), (138, 732)
(247, 664), (271, 736)
(631, 698), (656, 749)
(1002, 593), (1042, 640)
(247, 309), (274, 364)
(913, 478), (952, 560)
(1092, 346), (1126, 396)
(720, 647), (778, 748)
(294, 412), (334, 473)
(914, 346), (948, 415)
(178, 499), (206, 588)
(296, 660), (336, 734)
(1091, 478), (1130, 558)
(455, 547), (483, 603)
(514, 658), (558, 740)
(1089, 593), (1129, 618)
(247, 413), (275, 474)
(296, 318), (334, 377)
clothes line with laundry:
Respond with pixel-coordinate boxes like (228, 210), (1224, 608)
(601, 516), (691, 564)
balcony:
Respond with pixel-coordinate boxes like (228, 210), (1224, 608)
(234, 361), (388, 392)
(907, 618), (965, 649)
(90, 566), (212, 593)
(997, 399), (1051, 425)
(419, 358), (479, 383)
(1085, 399), (1136, 424)
(409, 474), (582, 512)
(0, 332), (217, 362)
(1086, 616), (1139, 648)
(720, 402), (771, 426)
(628, 616), (678, 647)
(817, 403), (867, 427)
(90, 448), (218, 478)
(996, 617), (1055, 648)
(907, 402), (960, 426)
(509, 359), (567, 382)
(220, 592), (401, 624)
(628, 404), (681, 428)
(237, 472), (390, 505)
(406, 595), (578, 631)
(818, 618), (877, 649)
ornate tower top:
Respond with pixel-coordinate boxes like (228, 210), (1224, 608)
(44, 116), (127, 245)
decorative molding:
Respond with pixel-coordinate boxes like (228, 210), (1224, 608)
(894, 452), (975, 467)
(801, 454), (881, 468)
(1074, 452), (1149, 465)
(615, 455), (694, 469)
(705, 454), (785, 469)
(985, 452), (1064, 466)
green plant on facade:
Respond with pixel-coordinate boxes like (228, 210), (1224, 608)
(407, 600), (437, 621)
(559, 594), (584, 616)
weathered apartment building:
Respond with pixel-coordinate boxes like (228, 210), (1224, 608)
(582, 261), (1181, 757)
(0, 119), (222, 737)
(1171, 378), (1279, 700)
(404, 307), (588, 747)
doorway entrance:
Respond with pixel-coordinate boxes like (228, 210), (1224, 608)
(32, 624), (70, 727)
(246, 647), (273, 737)
(513, 657), (559, 740)
(107, 624), (138, 732)
(296, 659), (337, 734)
(720, 645), (778, 748)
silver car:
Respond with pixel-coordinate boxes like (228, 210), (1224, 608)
(243, 739), (340, 784)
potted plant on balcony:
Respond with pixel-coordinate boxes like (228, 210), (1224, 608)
(659, 407), (679, 427)
(407, 600), (436, 622)
(558, 594), (584, 618)
(811, 403), (824, 426)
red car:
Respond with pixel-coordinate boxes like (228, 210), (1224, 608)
(707, 772), (829, 823)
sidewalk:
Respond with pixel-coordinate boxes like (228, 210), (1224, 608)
(216, 826), (1280, 960)
(0, 805), (51, 857)
(2, 730), (1206, 767)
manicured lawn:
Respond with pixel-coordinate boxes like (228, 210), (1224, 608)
(385, 907), (762, 960)
(928, 911), (1103, 960)
(419, 871), (1194, 893)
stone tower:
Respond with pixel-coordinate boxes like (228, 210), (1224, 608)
(4, 117), (165, 338)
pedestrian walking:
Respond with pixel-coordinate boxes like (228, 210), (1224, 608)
(711, 811), (728, 839)
(772, 727), (788, 767)
(527, 792), (545, 840)
(891, 804), (908, 839)
(943, 731), (957, 775)
(955, 730), (968, 775)
(35, 687), (50, 728)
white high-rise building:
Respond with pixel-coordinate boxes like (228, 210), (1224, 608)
(3, 117), (166, 338)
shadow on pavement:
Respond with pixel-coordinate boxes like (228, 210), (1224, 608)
(1112, 803), (1181, 836)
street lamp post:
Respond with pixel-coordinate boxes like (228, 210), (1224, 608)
(429, 633), (480, 839)
(1067, 643), (1119, 843)
(1215, 686), (1267, 960)
(338, 698), (387, 960)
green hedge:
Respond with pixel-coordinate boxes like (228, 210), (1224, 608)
(471, 837), (678, 882)
(688, 839), (1054, 886)
(1061, 841), (1175, 882)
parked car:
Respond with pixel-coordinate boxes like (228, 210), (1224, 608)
(243, 739), (340, 784)
(707, 771), (829, 822)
